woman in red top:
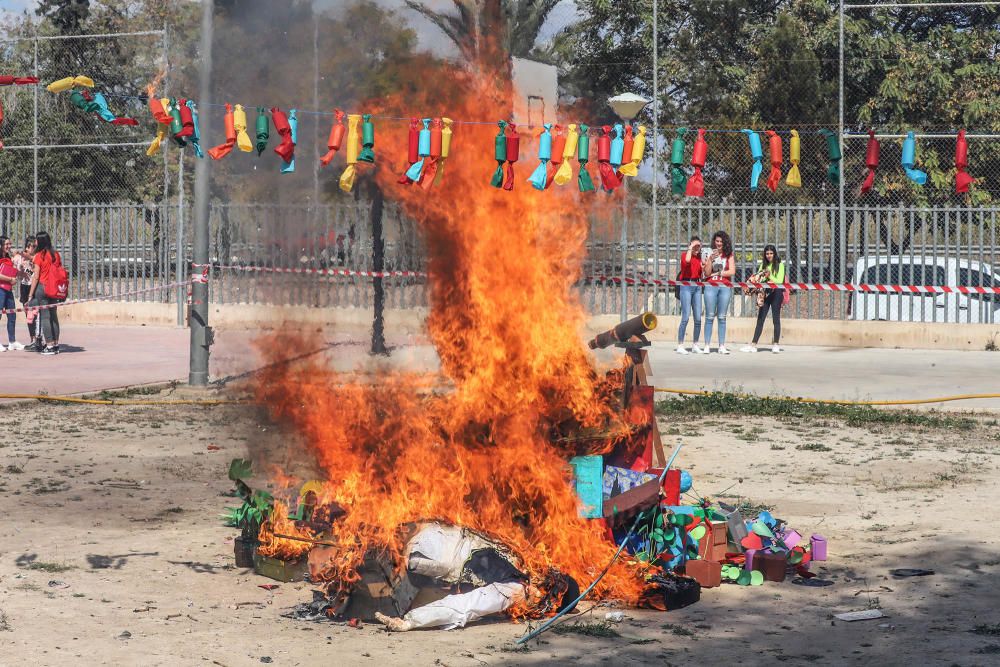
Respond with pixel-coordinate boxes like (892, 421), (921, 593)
(0, 236), (22, 351)
(27, 231), (61, 355)
(675, 236), (704, 354)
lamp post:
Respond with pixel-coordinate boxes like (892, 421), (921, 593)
(608, 93), (650, 323)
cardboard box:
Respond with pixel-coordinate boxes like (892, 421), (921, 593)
(603, 479), (660, 525)
(810, 534), (828, 561)
(715, 503), (749, 551)
(685, 559), (721, 588)
(570, 455), (604, 518)
(697, 521), (729, 562)
(752, 551), (787, 583)
(253, 553), (309, 583)
(603, 465), (655, 499)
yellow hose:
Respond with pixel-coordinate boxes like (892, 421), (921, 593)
(0, 394), (244, 406)
(654, 387), (1000, 406)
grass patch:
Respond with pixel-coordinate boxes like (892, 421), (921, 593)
(972, 624), (1000, 636)
(0, 610), (9, 631)
(796, 443), (832, 452)
(21, 561), (75, 573)
(661, 623), (695, 637)
(90, 383), (174, 401)
(552, 621), (621, 638)
(657, 393), (976, 430)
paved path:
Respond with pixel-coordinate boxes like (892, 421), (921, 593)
(4, 325), (997, 409)
(638, 342), (1000, 409)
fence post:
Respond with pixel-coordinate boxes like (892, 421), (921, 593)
(369, 183), (387, 356)
(189, 1), (214, 386)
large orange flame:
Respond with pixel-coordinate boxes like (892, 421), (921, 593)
(253, 61), (645, 603)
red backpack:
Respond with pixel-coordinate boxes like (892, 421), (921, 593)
(42, 251), (69, 301)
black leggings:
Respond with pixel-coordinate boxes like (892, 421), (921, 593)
(752, 289), (782, 344)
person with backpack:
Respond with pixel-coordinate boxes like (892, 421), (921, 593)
(0, 236), (23, 351)
(13, 236), (42, 350)
(27, 231), (68, 356)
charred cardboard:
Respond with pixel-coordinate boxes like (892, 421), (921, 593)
(343, 551), (418, 622)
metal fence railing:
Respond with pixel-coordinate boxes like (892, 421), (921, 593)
(2, 201), (997, 325)
(602, 203), (1000, 325)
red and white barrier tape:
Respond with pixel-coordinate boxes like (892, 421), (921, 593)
(193, 263), (1000, 295)
(193, 263), (425, 279)
(0, 273), (206, 316)
(587, 276), (1000, 295)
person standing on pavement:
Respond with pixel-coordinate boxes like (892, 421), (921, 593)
(676, 236), (704, 355)
(13, 236), (41, 350)
(0, 236), (23, 351)
(742, 244), (787, 354)
(701, 230), (735, 354)
(27, 231), (63, 356)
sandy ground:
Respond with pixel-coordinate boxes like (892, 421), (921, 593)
(2, 389), (999, 667)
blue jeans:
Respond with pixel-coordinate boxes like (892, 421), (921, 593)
(677, 285), (702, 344)
(703, 284), (732, 347)
(1, 289), (14, 343)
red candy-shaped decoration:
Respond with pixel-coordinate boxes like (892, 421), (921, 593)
(685, 128), (707, 197)
(955, 129), (974, 194)
(597, 126), (620, 192)
(860, 130), (880, 195)
(765, 130), (782, 193)
(503, 123), (520, 191)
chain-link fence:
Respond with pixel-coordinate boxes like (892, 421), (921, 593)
(656, 128), (1000, 206)
(0, 29), (173, 206)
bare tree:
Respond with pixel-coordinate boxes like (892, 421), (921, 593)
(403, 0), (561, 71)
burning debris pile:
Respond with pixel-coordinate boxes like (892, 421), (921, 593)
(222, 65), (827, 632)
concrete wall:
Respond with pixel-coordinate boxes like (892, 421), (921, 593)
(60, 303), (1000, 351)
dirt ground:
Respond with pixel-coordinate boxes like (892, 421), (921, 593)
(1, 394), (999, 667)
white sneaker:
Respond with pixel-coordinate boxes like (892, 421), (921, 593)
(696, 346), (710, 354)
(772, 345), (781, 353)
(691, 344), (703, 354)
(675, 345), (690, 355)
(718, 346), (731, 355)
(741, 345), (758, 353)
(7, 341), (24, 351)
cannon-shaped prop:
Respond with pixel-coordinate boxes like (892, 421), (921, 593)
(588, 312), (658, 350)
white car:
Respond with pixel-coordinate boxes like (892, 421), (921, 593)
(849, 256), (1000, 323)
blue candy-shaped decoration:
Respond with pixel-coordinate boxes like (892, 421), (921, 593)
(187, 100), (204, 158)
(91, 93), (117, 123)
(901, 131), (927, 185)
(281, 109), (298, 174)
(528, 123), (553, 190)
(406, 118), (433, 182)
(743, 129), (764, 191)
(610, 123), (625, 168)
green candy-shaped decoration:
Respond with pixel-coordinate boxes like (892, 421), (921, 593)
(820, 129), (841, 184)
(670, 128), (688, 195)
(255, 106), (269, 156)
(491, 120), (507, 188)
(358, 113), (375, 163)
(577, 124), (596, 192)
(169, 99), (186, 146)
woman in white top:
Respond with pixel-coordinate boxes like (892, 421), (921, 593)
(700, 231), (736, 354)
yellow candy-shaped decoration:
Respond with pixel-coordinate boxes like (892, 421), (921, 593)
(618, 125), (647, 177)
(146, 97), (171, 156)
(339, 114), (361, 193)
(234, 104), (253, 152)
(553, 124), (579, 186)
(46, 75), (94, 93)
(785, 129), (802, 188)
(434, 117), (454, 186)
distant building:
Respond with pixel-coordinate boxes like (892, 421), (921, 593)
(511, 57), (558, 127)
